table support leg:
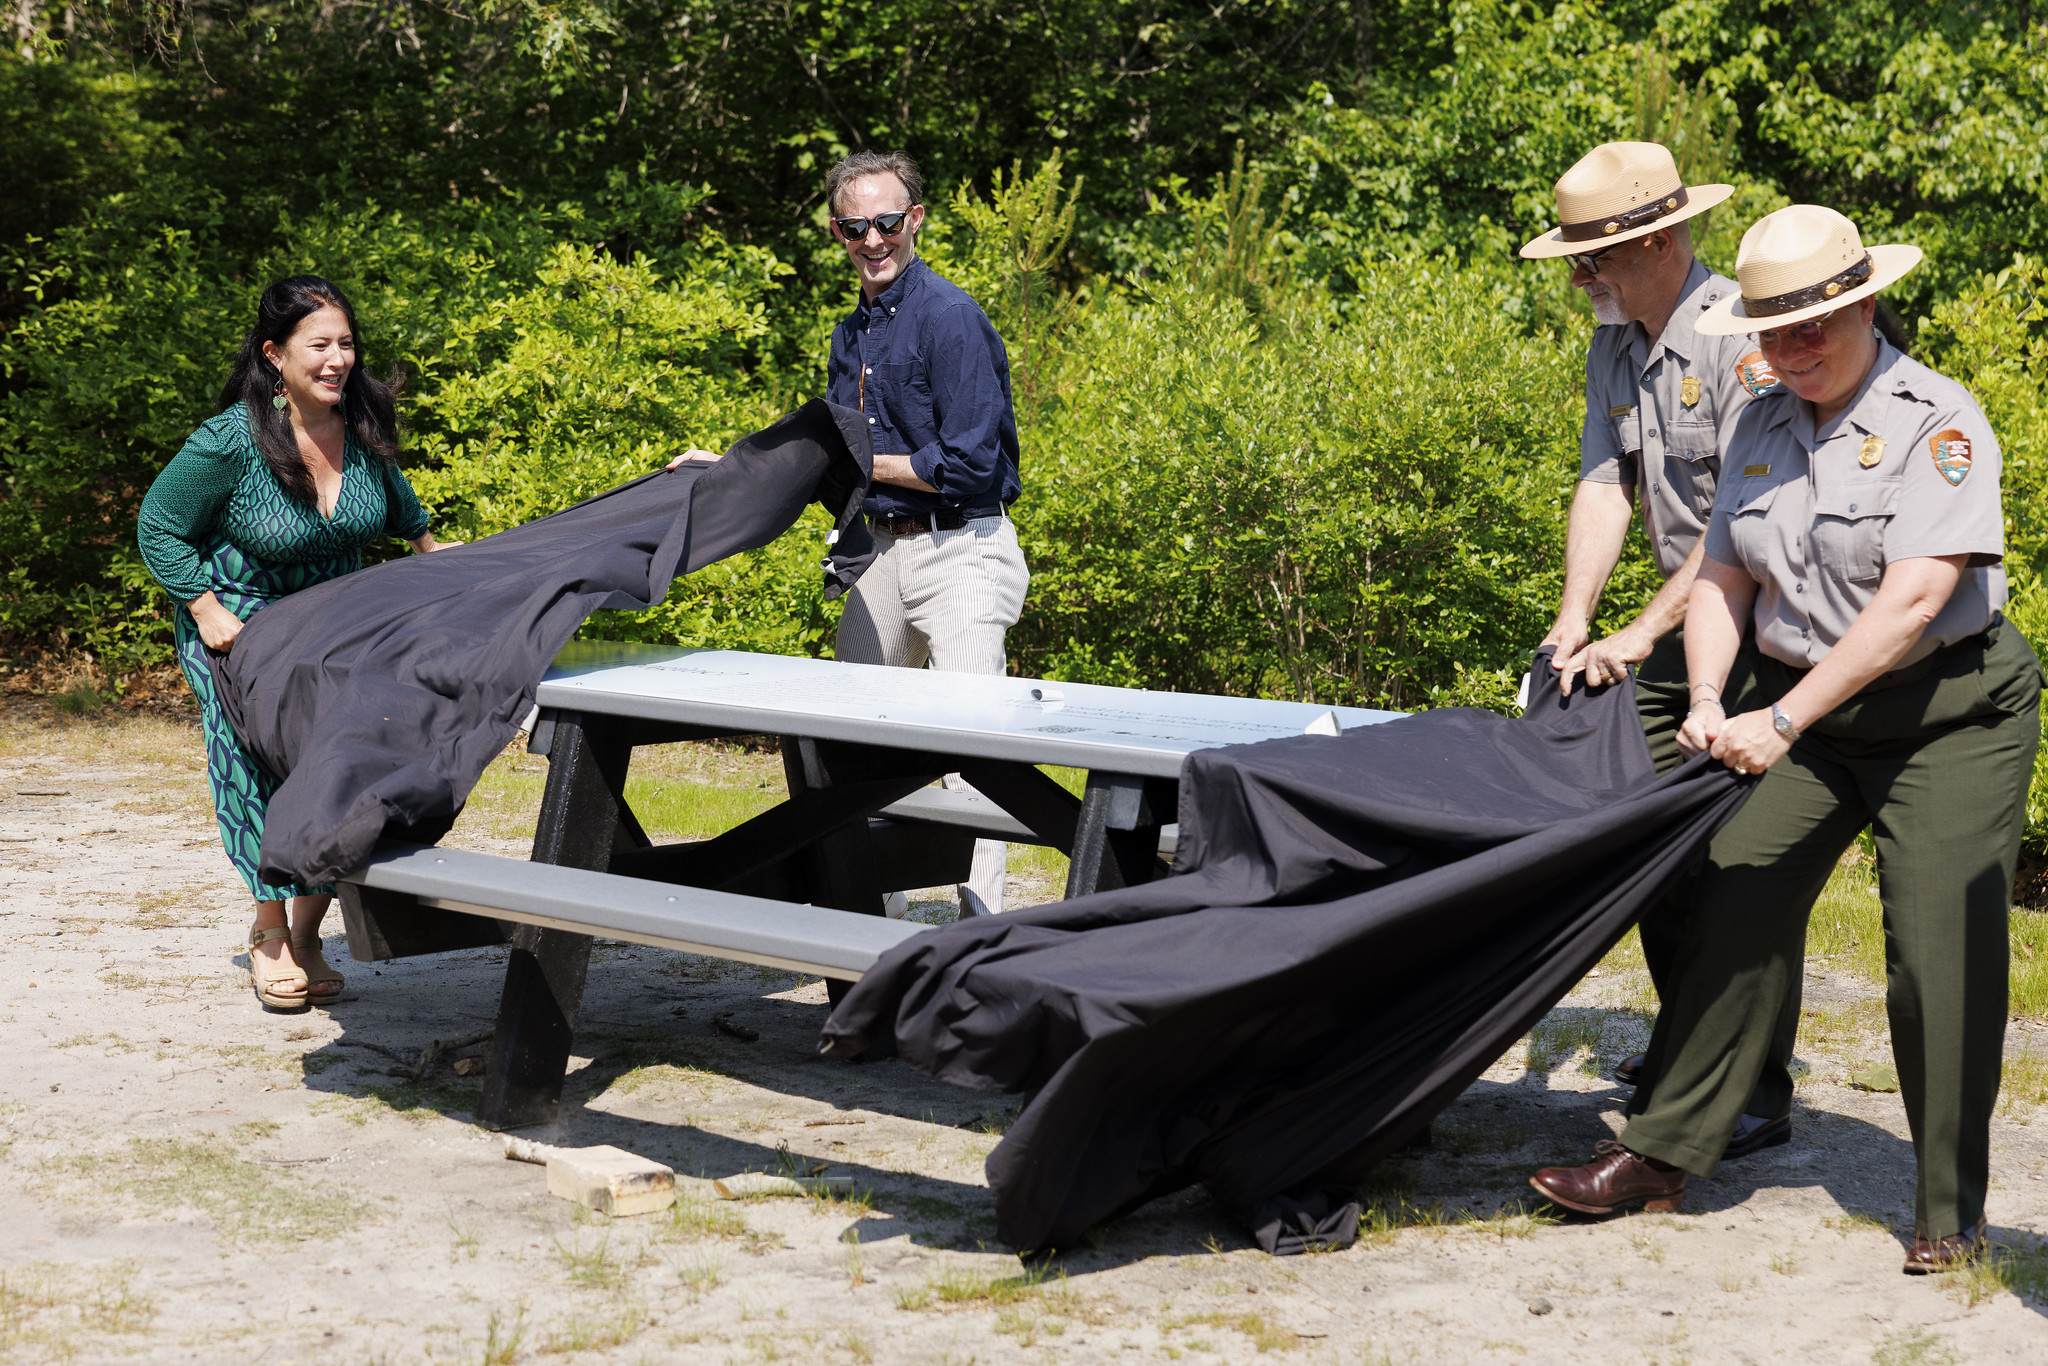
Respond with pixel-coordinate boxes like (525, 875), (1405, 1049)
(478, 711), (626, 1130)
(1064, 773), (1174, 899)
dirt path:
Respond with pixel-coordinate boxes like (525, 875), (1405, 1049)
(3, 703), (2047, 1364)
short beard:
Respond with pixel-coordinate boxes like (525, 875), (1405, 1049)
(1589, 291), (1627, 327)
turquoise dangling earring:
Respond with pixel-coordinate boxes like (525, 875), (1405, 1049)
(271, 377), (289, 412)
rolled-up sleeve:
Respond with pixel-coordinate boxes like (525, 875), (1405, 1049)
(137, 434), (240, 601)
(907, 304), (1012, 501)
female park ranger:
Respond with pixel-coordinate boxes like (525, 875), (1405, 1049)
(1530, 205), (2042, 1272)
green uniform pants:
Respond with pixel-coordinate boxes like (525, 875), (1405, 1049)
(1622, 621), (2042, 1240)
(1630, 629), (1799, 1121)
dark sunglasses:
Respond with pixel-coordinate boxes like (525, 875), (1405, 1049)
(1566, 242), (1625, 276)
(1756, 310), (1837, 347)
(833, 210), (911, 240)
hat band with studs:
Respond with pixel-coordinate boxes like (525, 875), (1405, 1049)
(1558, 185), (1690, 243)
(1742, 253), (1874, 318)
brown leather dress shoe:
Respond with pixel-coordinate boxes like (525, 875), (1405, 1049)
(1902, 1217), (1988, 1274)
(1529, 1139), (1686, 1216)
(1613, 1053), (1646, 1086)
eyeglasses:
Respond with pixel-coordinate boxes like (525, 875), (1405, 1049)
(832, 211), (911, 241)
(1756, 310), (1837, 346)
(1566, 243), (1625, 276)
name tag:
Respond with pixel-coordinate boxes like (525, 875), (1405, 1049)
(1609, 404), (1633, 418)
(1743, 464), (1771, 477)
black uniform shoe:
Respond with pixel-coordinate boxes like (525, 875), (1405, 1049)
(1613, 1053), (1646, 1086)
(1721, 1113), (1792, 1160)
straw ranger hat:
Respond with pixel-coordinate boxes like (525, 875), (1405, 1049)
(1519, 141), (1734, 260)
(1695, 205), (1922, 335)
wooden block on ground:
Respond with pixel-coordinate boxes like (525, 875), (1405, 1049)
(711, 1173), (855, 1200)
(543, 1145), (675, 1216)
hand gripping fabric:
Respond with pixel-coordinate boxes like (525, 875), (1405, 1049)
(820, 653), (1754, 1254)
(215, 399), (874, 887)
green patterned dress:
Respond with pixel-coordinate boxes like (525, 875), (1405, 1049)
(138, 407), (432, 901)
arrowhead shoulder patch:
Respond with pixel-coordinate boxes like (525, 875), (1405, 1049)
(1929, 429), (1973, 486)
(1735, 351), (1782, 398)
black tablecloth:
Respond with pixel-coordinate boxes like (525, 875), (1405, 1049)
(215, 399), (872, 887)
(821, 657), (1753, 1253)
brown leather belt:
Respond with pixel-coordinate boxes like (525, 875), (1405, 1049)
(867, 505), (1005, 537)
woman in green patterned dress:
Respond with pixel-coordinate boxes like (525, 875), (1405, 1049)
(138, 276), (452, 1011)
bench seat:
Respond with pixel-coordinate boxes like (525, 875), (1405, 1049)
(878, 785), (1180, 859)
(342, 844), (930, 980)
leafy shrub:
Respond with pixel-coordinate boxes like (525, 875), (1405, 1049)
(1009, 256), (1587, 712)
(1919, 256), (2048, 875)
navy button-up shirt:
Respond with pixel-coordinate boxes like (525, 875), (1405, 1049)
(826, 257), (1023, 518)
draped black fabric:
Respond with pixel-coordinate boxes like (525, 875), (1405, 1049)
(215, 399), (873, 888)
(820, 658), (1755, 1254)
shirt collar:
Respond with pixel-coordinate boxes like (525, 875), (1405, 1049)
(1830, 337), (1903, 441)
(856, 255), (929, 323)
(1772, 336), (1903, 446)
(1646, 260), (1718, 366)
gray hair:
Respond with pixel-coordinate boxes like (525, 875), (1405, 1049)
(824, 151), (924, 218)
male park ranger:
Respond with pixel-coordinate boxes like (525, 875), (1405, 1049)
(1519, 142), (1794, 1157)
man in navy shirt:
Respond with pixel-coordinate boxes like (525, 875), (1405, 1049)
(824, 150), (1030, 913)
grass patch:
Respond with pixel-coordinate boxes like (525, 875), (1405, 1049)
(895, 1257), (1094, 1320)
(309, 1079), (475, 1126)
(2000, 1044), (2048, 1121)
(1523, 1008), (1611, 1075)
(1799, 1000), (1889, 1053)
(1164, 1310), (1298, 1353)
(50, 1136), (366, 1244)
(53, 683), (112, 716)
(1871, 1325), (1959, 1366)
(657, 1193), (749, 1242)
(673, 1251), (724, 1299)
(1808, 862), (2048, 1023)
(552, 1231), (634, 1294)
(1808, 859), (1887, 986)
(2014, 911), (2048, 1020)
(539, 1301), (644, 1354)
(1458, 1203), (1561, 1240)
(1595, 925), (1647, 975)
(131, 885), (217, 931)
(0, 1260), (155, 1358)
(1356, 1197), (1449, 1249)
(1938, 1234), (2048, 1309)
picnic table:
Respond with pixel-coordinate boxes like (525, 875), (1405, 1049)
(338, 645), (1400, 1129)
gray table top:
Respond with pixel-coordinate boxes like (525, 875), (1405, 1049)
(538, 644), (1401, 778)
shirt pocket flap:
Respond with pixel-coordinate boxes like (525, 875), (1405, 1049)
(1813, 479), (1901, 522)
(1728, 480), (1781, 517)
(1667, 418), (1718, 460)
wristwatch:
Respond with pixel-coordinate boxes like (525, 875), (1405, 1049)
(1771, 703), (1802, 743)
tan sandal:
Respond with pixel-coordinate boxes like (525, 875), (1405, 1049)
(292, 934), (347, 1005)
(248, 926), (310, 1012)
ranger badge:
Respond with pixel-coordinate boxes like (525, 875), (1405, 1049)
(1735, 351), (1782, 398)
(1681, 376), (1701, 407)
(1858, 436), (1885, 468)
(1929, 429), (1972, 486)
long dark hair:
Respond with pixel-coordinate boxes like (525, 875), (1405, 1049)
(218, 276), (402, 505)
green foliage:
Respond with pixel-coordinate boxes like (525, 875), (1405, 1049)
(1918, 256), (2048, 866)
(1013, 248), (1584, 712)
(8, 0), (2048, 859)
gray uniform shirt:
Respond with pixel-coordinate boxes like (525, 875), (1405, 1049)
(1702, 338), (2006, 671)
(1580, 261), (1766, 577)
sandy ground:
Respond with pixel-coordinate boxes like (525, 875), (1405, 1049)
(4, 700), (2048, 1365)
